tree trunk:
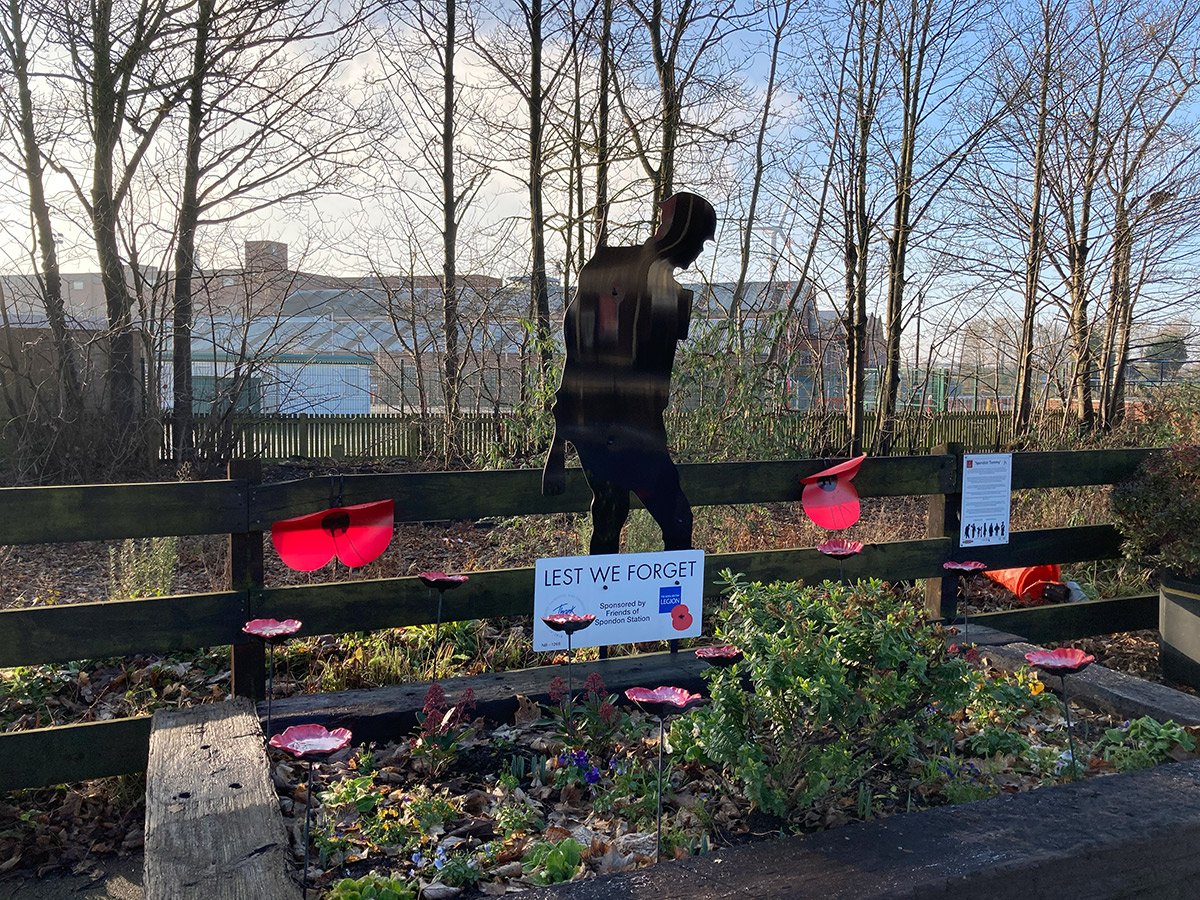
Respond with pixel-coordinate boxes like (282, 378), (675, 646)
(4, 0), (82, 416)
(172, 0), (213, 466)
(528, 0), (551, 381)
(595, 0), (611, 248)
(441, 0), (461, 449)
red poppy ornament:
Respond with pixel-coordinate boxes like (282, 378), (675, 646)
(695, 645), (743, 667)
(271, 499), (394, 572)
(670, 604), (694, 631)
(801, 455), (867, 530)
(242, 618), (302, 642)
(624, 685), (703, 710)
(943, 560), (988, 573)
(816, 538), (864, 559)
(269, 723), (353, 759)
(542, 612), (596, 635)
(418, 571), (469, 591)
(1024, 648), (1095, 675)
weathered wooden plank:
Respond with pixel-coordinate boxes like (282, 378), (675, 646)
(972, 594), (1158, 643)
(0, 480), (248, 545)
(981, 640), (1200, 726)
(0, 716), (151, 792)
(247, 456), (954, 527)
(267, 649), (712, 744)
(1010, 448), (1155, 490)
(144, 700), (299, 900)
(0, 591), (246, 668)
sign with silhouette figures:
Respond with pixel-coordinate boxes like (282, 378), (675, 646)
(541, 192), (717, 555)
(960, 453), (1012, 548)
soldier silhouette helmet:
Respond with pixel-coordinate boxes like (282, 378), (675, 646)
(653, 192), (717, 267)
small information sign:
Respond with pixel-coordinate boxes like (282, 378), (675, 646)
(533, 549), (705, 651)
(960, 453), (1013, 547)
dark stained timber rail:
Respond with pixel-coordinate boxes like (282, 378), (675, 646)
(0, 716), (152, 792)
(0, 525), (1124, 671)
(0, 592), (247, 668)
(1010, 448), (1153, 489)
(0, 480), (247, 545)
(974, 595), (1158, 643)
(247, 455), (957, 527)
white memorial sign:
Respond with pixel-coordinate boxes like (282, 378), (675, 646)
(960, 453), (1012, 547)
(533, 549), (704, 651)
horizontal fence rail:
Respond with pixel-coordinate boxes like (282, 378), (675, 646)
(0, 447), (1158, 790)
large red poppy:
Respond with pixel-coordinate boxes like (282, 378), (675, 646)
(271, 500), (394, 572)
(801, 455), (867, 530)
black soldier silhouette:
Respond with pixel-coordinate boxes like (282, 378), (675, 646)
(542, 192), (717, 555)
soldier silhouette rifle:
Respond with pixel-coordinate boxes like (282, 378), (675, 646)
(542, 192), (717, 555)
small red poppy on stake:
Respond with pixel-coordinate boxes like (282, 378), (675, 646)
(1024, 647), (1095, 675)
(816, 538), (865, 559)
(243, 618), (302, 739)
(1024, 648), (1096, 780)
(269, 724), (352, 899)
(271, 500), (394, 571)
(418, 572), (470, 591)
(242, 618), (302, 642)
(943, 560), (988, 573)
(670, 604), (694, 631)
(942, 560), (988, 644)
(417, 571), (470, 682)
(541, 612), (596, 634)
(800, 455), (867, 530)
(541, 613), (596, 736)
(695, 645), (743, 667)
(624, 685), (704, 862)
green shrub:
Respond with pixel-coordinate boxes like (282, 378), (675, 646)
(1091, 716), (1196, 772)
(521, 837), (584, 885)
(324, 872), (415, 900)
(670, 575), (972, 822)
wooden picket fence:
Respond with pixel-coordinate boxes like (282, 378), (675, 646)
(0, 446), (1157, 792)
(161, 410), (1020, 463)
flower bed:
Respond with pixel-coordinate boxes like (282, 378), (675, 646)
(270, 577), (1200, 897)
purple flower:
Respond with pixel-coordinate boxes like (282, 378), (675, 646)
(585, 765), (601, 785)
(572, 749), (589, 768)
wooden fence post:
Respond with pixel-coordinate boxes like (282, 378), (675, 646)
(228, 459), (266, 700)
(925, 442), (963, 622)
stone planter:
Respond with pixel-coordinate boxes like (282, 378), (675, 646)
(1160, 574), (1200, 689)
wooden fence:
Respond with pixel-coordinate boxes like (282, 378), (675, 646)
(161, 410), (1019, 463)
(0, 446), (1157, 792)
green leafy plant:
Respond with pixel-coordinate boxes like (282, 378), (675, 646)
(324, 872), (416, 900)
(1091, 716), (1197, 771)
(670, 574), (973, 822)
(521, 837), (584, 885)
